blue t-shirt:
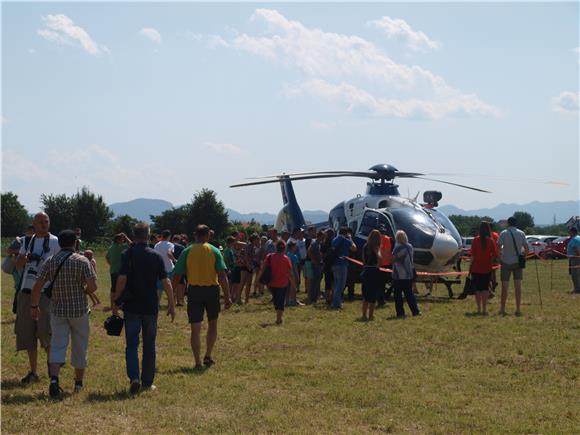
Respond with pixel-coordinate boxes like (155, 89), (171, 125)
(567, 235), (580, 257)
(331, 235), (352, 267)
(287, 251), (300, 269)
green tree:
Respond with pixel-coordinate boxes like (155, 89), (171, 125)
(72, 187), (113, 241)
(1, 192), (30, 237)
(512, 211), (534, 231)
(40, 193), (75, 235)
(107, 214), (139, 238)
(448, 214), (495, 237)
(151, 206), (189, 235)
(185, 189), (229, 238)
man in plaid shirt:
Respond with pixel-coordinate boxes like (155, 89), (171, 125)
(31, 230), (97, 399)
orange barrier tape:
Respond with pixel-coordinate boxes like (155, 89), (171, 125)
(344, 257), (472, 277)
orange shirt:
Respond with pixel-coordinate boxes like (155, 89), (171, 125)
(379, 236), (393, 266)
(470, 236), (498, 273)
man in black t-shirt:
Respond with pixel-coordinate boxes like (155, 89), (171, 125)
(113, 222), (175, 394)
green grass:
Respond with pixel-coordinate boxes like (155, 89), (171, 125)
(2, 254), (579, 434)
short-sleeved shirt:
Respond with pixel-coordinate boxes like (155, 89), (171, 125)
(120, 243), (167, 315)
(19, 233), (61, 292)
(331, 235), (353, 267)
(267, 253), (292, 288)
(223, 247), (235, 270)
(287, 251), (299, 269)
(498, 227), (527, 265)
(106, 242), (128, 274)
(38, 250), (95, 318)
(380, 236), (393, 266)
(154, 240), (175, 273)
(308, 240), (322, 266)
(173, 243), (185, 259)
(264, 239), (277, 255)
(174, 243), (226, 286)
(470, 236), (498, 274)
(567, 235), (580, 257)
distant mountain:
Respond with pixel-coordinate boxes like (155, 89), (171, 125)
(109, 198), (579, 226)
(226, 209), (329, 225)
(437, 200), (579, 225)
(110, 198), (174, 222)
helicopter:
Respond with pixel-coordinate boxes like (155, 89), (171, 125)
(230, 164), (491, 295)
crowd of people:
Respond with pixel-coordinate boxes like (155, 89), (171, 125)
(4, 211), (580, 399)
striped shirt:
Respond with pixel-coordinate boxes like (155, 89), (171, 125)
(38, 249), (95, 318)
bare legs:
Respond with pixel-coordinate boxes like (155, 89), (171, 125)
(500, 279), (522, 315)
(361, 301), (375, 320)
(190, 320), (218, 367)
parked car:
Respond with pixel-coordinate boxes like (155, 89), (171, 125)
(462, 237), (474, 256)
(526, 235), (559, 256)
(544, 236), (570, 259)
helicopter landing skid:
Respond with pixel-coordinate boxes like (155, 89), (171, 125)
(416, 276), (460, 299)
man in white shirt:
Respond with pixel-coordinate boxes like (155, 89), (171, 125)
(497, 216), (529, 316)
(154, 230), (176, 301)
(15, 212), (61, 384)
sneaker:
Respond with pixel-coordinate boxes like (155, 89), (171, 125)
(142, 384), (157, 392)
(21, 371), (39, 385)
(49, 382), (63, 399)
(129, 380), (141, 395)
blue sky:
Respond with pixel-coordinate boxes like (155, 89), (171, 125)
(2, 2), (579, 215)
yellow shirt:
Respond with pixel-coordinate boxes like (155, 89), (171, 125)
(174, 243), (226, 286)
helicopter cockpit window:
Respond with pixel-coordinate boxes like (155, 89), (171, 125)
(390, 208), (436, 249)
(429, 209), (462, 246)
(349, 220), (358, 234)
(358, 211), (393, 238)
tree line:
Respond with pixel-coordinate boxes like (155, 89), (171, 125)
(1, 188), (230, 242)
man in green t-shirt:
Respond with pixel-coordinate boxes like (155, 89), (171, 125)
(106, 233), (131, 308)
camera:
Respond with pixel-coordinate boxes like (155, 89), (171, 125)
(28, 253), (43, 262)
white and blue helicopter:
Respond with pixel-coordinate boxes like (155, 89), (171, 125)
(231, 164), (491, 295)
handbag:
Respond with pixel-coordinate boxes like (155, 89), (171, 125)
(463, 275), (476, 295)
(45, 252), (74, 299)
(2, 256), (16, 274)
(509, 230), (526, 269)
(259, 254), (273, 286)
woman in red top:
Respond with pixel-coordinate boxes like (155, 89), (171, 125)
(469, 221), (498, 315)
(257, 240), (297, 325)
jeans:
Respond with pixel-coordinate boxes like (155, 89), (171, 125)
(332, 265), (348, 308)
(124, 312), (158, 387)
(308, 264), (322, 303)
(393, 279), (420, 317)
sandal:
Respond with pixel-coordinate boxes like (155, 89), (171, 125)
(203, 356), (215, 367)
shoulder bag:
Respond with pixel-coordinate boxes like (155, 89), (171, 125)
(45, 252), (74, 299)
(259, 254), (273, 286)
(509, 230), (526, 269)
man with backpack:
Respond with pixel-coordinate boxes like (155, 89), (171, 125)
(14, 212), (60, 385)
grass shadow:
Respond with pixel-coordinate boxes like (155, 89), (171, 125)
(86, 390), (133, 402)
(386, 315), (406, 321)
(1, 379), (24, 391)
(161, 366), (207, 376)
(1, 391), (66, 405)
(415, 296), (452, 304)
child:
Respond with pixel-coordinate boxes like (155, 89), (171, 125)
(83, 249), (97, 274)
(286, 241), (303, 306)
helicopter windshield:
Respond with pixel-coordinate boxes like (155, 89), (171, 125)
(390, 208), (436, 249)
(358, 210), (393, 238)
(428, 209), (462, 246)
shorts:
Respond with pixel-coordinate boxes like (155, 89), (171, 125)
(187, 285), (220, 323)
(49, 313), (90, 368)
(270, 286), (288, 311)
(471, 272), (491, 292)
(15, 292), (51, 351)
(303, 261), (314, 279)
(500, 262), (523, 281)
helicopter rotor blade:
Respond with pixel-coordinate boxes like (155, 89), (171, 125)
(231, 173), (373, 188)
(411, 177), (491, 193)
(245, 170), (374, 180)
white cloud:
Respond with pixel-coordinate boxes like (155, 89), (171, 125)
(205, 142), (242, 156)
(285, 79), (498, 120)
(214, 9), (497, 120)
(368, 16), (440, 52)
(552, 91), (580, 113)
(139, 27), (162, 45)
(1, 115), (7, 124)
(574, 47), (580, 63)
(37, 14), (108, 55)
(2, 150), (50, 181)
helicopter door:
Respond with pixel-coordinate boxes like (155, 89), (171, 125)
(356, 209), (394, 240)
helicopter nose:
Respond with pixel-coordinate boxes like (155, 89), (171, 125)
(431, 233), (460, 265)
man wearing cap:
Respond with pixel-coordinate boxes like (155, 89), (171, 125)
(31, 230), (97, 398)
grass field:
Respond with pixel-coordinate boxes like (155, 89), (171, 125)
(1, 253), (579, 434)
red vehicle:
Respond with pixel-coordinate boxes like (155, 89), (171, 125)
(544, 236), (569, 259)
